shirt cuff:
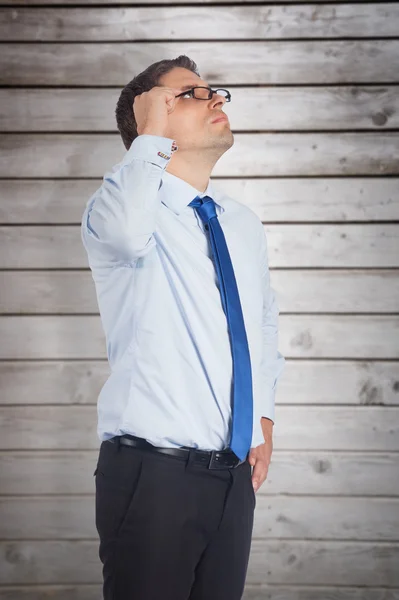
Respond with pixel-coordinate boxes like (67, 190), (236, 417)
(120, 134), (178, 169)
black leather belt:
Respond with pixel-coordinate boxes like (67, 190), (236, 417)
(107, 434), (247, 470)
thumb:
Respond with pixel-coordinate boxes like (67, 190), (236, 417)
(166, 88), (181, 113)
(248, 452), (256, 466)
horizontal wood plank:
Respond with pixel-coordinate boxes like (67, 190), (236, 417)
(1, 584), (398, 600)
(0, 495), (398, 541)
(0, 540), (397, 585)
(2, 5), (398, 41)
(0, 405), (397, 450)
(1, 450), (398, 496)
(2, 133), (398, 178)
(247, 541), (399, 586)
(1, 225), (399, 268)
(0, 0), (382, 4)
(1, 1), (398, 597)
(0, 315), (398, 359)
(2, 270), (399, 314)
(1, 359), (398, 407)
(1, 178), (399, 223)
(1, 41), (399, 85)
(2, 87), (399, 132)
(0, 586), (103, 600)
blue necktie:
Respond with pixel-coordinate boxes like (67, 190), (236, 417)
(188, 195), (253, 461)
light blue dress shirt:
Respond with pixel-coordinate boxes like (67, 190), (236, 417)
(81, 134), (285, 450)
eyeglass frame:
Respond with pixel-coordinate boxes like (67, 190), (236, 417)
(174, 86), (231, 102)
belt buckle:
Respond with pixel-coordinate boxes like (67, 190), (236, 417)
(208, 450), (239, 470)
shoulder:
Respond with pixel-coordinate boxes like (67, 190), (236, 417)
(214, 186), (265, 238)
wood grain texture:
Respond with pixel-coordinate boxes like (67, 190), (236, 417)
(0, 540), (397, 585)
(1, 178), (399, 223)
(2, 87), (399, 132)
(0, 0), (386, 4)
(0, 586), (398, 600)
(0, 495), (398, 540)
(1, 450), (398, 496)
(2, 270), (399, 314)
(1, 41), (399, 85)
(1, 225), (398, 268)
(0, 405), (398, 450)
(0, 315), (398, 359)
(1, 586), (399, 600)
(2, 133), (398, 178)
(2, 4), (398, 41)
(1, 359), (398, 407)
(1, 0), (398, 595)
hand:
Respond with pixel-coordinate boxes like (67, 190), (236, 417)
(134, 86), (182, 138)
(248, 424), (273, 493)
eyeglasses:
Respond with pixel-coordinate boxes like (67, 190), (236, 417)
(175, 86), (231, 102)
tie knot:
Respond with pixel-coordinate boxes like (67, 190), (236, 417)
(188, 195), (217, 225)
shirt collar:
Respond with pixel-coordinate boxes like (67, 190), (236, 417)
(159, 169), (225, 216)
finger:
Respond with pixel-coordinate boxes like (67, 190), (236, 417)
(155, 86), (182, 95)
(248, 451), (256, 467)
(252, 460), (267, 490)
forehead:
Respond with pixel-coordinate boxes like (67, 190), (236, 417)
(159, 67), (208, 89)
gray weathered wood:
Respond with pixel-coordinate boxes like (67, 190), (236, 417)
(1, 41), (399, 85)
(244, 586), (399, 600)
(2, 87), (399, 132)
(0, 540), (397, 585)
(1, 450), (398, 496)
(246, 541), (399, 586)
(0, 361), (109, 405)
(1, 225), (399, 268)
(1, 359), (398, 407)
(2, 585), (399, 600)
(0, 315), (398, 359)
(0, 0), (384, 4)
(1, 315), (398, 359)
(0, 586), (102, 600)
(263, 225), (399, 267)
(0, 180), (399, 224)
(0, 495), (398, 541)
(0, 585), (398, 600)
(2, 450), (399, 496)
(2, 270), (399, 314)
(280, 315), (399, 358)
(1, 1), (399, 596)
(2, 133), (398, 178)
(2, 5), (398, 41)
(0, 405), (397, 450)
(1, 178), (399, 223)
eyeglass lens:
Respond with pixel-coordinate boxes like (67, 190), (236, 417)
(193, 88), (230, 101)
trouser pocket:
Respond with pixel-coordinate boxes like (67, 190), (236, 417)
(95, 443), (146, 542)
(246, 461), (257, 508)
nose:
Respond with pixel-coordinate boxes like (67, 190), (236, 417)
(210, 92), (227, 109)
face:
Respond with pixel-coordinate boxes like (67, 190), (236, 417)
(158, 67), (234, 154)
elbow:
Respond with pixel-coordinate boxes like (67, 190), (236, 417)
(106, 225), (157, 260)
(84, 204), (157, 261)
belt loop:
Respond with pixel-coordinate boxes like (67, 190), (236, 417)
(185, 448), (196, 471)
(115, 435), (121, 452)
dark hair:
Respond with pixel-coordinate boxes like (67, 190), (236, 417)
(115, 55), (200, 150)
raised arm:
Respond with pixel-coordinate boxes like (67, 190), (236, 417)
(81, 86), (181, 266)
(81, 134), (176, 265)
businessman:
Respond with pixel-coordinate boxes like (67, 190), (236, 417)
(81, 54), (285, 600)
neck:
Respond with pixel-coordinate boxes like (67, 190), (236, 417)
(165, 151), (216, 194)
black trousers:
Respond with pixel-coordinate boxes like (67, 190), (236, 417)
(94, 438), (256, 599)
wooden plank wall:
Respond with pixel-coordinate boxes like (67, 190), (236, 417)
(0, 0), (398, 598)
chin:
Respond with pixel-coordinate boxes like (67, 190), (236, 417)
(219, 131), (234, 149)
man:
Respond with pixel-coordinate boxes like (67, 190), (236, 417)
(81, 54), (285, 600)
